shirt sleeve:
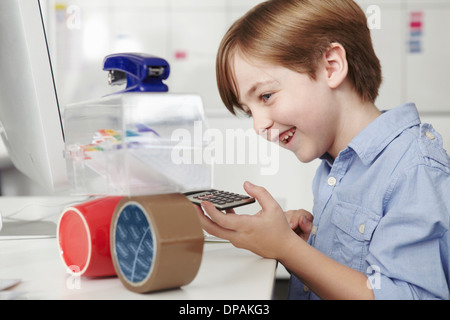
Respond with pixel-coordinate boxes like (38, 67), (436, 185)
(366, 164), (450, 300)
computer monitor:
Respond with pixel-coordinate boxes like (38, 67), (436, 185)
(0, 0), (67, 191)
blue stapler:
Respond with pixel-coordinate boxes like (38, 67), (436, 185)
(103, 53), (170, 93)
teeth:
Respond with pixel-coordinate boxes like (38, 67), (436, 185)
(280, 128), (295, 144)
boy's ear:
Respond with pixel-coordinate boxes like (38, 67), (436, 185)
(323, 42), (348, 89)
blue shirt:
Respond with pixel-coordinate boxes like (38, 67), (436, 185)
(288, 103), (450, 300)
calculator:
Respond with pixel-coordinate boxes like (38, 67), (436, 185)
(184, 189), (255, 211)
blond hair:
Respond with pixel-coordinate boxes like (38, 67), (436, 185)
(216, 0), (382, 115)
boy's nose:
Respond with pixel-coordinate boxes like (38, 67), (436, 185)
(252, 112), (274, 137)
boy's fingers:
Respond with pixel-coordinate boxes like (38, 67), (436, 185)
(243, 181), (279, 211)
(201, 201), (240, 230)
(196, 202), (236, 240)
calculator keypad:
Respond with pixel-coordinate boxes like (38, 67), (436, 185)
(194, 191), (250, 205)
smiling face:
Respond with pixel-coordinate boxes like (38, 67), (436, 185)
(216, 0), (383, 163)
(232, 51), (341, 163)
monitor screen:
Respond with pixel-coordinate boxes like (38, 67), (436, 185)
(0, 0), (67, 191)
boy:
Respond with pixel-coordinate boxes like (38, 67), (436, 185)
(196, 0), (450, 299)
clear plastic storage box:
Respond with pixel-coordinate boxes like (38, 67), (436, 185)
(63, 54), (212, 196)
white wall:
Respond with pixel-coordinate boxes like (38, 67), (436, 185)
(358, 0), (450, 115)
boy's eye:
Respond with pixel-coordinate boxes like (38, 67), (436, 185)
(261, 93), (272, 102)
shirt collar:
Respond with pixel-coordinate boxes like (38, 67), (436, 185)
(347, 103), (421, 165)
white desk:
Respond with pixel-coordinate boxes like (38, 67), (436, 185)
(0, 235), (276, 300)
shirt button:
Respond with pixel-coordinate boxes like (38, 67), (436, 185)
(303, 285), (310, 293)
(425, 131), (435, 140)
(328, 177), (337, 186)
(311, 225), (318, 235)
(358, 224), (365, 234)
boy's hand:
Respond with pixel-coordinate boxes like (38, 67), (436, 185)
(285, 209), (313, 242)
(195, 181), (302, 259)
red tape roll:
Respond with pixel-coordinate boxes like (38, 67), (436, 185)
(57, 196), (123, 277)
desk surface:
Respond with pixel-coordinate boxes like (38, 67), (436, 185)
(0, 237), (276, 300)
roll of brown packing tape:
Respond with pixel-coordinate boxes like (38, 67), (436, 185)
(110, 194), (204, 293)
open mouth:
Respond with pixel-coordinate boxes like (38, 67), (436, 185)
(279, 127), (296, 145)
